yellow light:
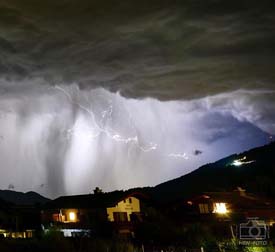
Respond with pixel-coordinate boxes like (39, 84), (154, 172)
(69, 212), (76, 221)
(213, 203), (228, 214)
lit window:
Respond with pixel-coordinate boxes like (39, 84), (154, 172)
(199, 203), (209, 214)
(69, 212), (76, 221)
(213, 203), (228, 214)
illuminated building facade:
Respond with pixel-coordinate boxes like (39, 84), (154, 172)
(41, 191), (144, 237)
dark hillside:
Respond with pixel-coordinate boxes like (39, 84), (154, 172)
(151, 142), (275, 203)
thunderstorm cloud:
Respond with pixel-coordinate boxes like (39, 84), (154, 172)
(0, 0), (274, 197)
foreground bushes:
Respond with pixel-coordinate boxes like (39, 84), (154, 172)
(1, 237), (275, 252)
(0, 236), (135, 252)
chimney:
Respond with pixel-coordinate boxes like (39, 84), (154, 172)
(234, 187), (246, 197)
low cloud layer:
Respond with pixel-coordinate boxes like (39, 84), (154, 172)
(0, 0), (275, 100)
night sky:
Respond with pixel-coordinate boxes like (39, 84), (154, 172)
(0, 0), (274, 198)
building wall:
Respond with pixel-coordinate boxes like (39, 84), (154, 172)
(0, 229), (35, 238)
(0, 210), (9, 228)
(107, 197), (140, 222)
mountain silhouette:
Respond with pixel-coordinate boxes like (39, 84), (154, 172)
(150, 141), (275, 202)
(0, 190), (50, 205)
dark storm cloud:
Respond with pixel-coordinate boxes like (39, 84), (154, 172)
(0, 0), (275, 100)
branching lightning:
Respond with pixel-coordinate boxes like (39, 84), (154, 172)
(168, 153), (189, 160)
(54, 85), (159, 153)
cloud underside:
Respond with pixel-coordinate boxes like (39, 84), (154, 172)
(0, 0), (275, 100)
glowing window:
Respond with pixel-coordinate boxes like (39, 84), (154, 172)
(199, 204), (209, 214)
(213, 203), (228, 214)
(69, 212), (76, 221)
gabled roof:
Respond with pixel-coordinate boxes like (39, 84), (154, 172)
(190, 190), (275, 210)
(43, 191), (146, 210)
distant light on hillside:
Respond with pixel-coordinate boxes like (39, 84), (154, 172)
(232, 160), (243, 166)
(231, 156), (256, 167)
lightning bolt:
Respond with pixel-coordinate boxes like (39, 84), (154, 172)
(168, 153), (189, 160)
(54, 85), (190, 160)
(54, 85), (158, 153)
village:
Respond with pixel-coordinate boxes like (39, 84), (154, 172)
(1, 186), (275, 251)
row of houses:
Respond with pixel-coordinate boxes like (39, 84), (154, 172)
(1, 187), (275, 239)
(0, 190), (146, 238)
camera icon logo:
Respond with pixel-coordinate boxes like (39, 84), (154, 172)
(239, 219), (269, 240)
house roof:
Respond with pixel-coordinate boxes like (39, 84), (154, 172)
(191, 190), (275, 210)
(43, 191), (146, 210)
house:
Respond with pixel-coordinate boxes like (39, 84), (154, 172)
(0, 198), (38, 238)
(185, 187), (275, 225)
(41, 191), (145, 237)
(0, 198), (11, 238)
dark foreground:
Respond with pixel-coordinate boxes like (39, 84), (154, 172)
(0, 236), (275, 252)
